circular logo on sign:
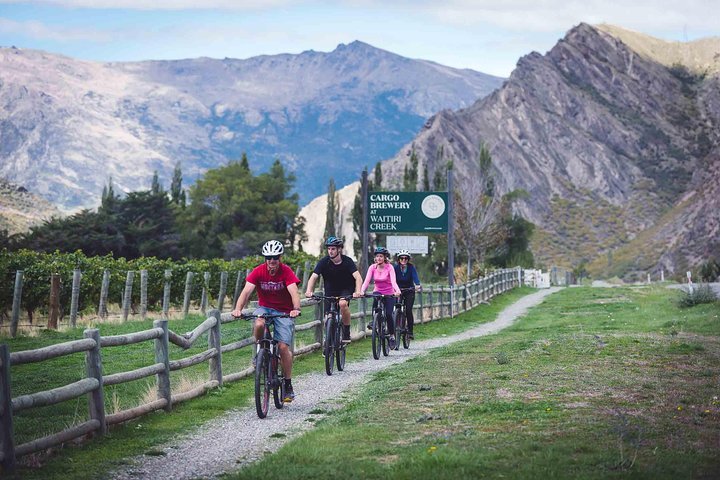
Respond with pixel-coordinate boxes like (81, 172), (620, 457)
(421, 195), (445, 219)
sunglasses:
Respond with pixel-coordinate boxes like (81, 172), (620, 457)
(399, 257), (409, 260)
(264, 255), (280, 261)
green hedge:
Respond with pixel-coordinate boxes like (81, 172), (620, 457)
(0, 249), (317, 322)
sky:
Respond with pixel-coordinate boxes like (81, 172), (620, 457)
(0, 1), (717, 77)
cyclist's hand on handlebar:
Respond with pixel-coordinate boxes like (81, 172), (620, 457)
(352, 291), (361, 298)
(290, 309), (301, 318)
(304, 290), (313, 298)
(415, 285), (422, 292)
(230, 309), (244, 318)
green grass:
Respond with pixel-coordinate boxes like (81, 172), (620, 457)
(2, 289), (529, 479)
(226, 286), (720, 480)
(6, 286), (719, 479)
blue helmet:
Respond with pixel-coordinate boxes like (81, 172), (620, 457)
(325, 236), (344, 247)
(374, 246), (390, 257)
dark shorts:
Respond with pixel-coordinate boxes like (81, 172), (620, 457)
(324, 289), (354, 316)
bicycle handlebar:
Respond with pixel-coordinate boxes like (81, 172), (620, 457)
(311, 294), (354, 302)
(234, 312), (300, 320)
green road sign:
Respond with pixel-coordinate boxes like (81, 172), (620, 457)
(368, 192), (448, 232)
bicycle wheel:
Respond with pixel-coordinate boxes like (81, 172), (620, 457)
(371, 311), (381, 360)
(272, 353), (284, 409)
(381, 314), (390, 357)
(401, 311), (410, 349)
(336, 320), (346, 371)
(392, 309), (402, 351)
(254, 350), (270, 418)
(324, 316), (335, 375)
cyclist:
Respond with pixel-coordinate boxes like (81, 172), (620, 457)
(360, 246), (401, 349)
(393, 249), (422, 339)
(304, 236), (363, 344)
(231, 240), (302, 402)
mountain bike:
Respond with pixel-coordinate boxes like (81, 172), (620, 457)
(313, 294), (352, 375)
(369, 293), (395, 360)
(393, 287), (415, 350)
(238, 312), (294, 418)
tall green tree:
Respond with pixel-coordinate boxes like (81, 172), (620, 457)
(403, 150), (419, 191)
(180, 157), (300, 259)
(170, 162), (186, 208)
(323, 177), (340, 254)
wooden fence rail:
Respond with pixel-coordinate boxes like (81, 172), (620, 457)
(0, 267), (522, 471)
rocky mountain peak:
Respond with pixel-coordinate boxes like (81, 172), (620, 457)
(374, 23), (719, 279)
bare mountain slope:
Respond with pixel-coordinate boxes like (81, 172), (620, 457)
(377, 23), (719, 279)
(0, 43), (503, 212)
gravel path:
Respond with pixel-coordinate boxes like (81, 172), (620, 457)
(109, 287), (561, 479)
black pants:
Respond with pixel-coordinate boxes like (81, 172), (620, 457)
(372, 296), (396, 335)
(401, 290), (416, 333)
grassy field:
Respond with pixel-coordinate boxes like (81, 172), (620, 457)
(2, 288), (529, 479)
(228, 286), (719, 480)
(3, 286), (719, 479)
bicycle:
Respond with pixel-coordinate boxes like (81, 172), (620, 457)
(393, 287), (416, 350)
(237, 312), (295, 418)
(368, 293), (396, 360)
(312, 294), (353, 375)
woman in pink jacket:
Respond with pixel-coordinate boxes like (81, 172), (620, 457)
(361, 246), (401, 348)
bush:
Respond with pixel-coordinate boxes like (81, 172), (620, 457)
(676, 284), (718, 308)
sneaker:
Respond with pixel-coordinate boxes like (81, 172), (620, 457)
(283, 383), (295, 403)
(366, 322), (374, 330)
(388, 336), (396, 349)
(342, 326), (351, 344)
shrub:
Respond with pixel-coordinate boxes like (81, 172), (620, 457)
(676, 284), (718, 308)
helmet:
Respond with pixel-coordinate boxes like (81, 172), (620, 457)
(374, 246), (390, 257)
(261, 240), (284, 256)
(396, 249), (411, 259)
(325, 236), (344, 247)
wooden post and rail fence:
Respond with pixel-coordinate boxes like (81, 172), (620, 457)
(0, 267), (522, 471)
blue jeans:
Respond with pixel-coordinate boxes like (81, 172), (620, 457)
(253, 307), (295, 346)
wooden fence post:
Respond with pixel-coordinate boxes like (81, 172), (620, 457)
(70, 269), (81, 328)
(209, 310), (222, 385)
(217, 271), (228, 313)
(48, 274), (60, 330)
(183, 272), (194, 319)
(200, 272), (210, 316)
(232, 271), (244, 307)
(10, 271), (23, 338)
(140, 270), (148, 321)
(98, 269), (110, 320)
(154, 319), (171, 411)
(428, 287), (434, 322)
(83, 328), (107, 436)
(0, 344), (16, 471)
(162, 270), (172, 319)
(314, 301), (323, 346)
(417, 289), (424, 324)
(121, 271), (134, 322)
(301, 260), (311, 291)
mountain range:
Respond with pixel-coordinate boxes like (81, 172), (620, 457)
(0, 41), (503, 213)
(376, 23), (719, 279)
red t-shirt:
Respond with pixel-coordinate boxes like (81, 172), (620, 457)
(246, 263), (300, 313)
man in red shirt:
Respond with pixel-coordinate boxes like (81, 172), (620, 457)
(232, 240), (302, 402)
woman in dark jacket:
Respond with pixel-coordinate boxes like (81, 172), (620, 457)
(392, 249), (422, 339)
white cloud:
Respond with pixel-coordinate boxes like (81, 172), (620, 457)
(0, 0), (294, 9)
(0, 17), (111, 41)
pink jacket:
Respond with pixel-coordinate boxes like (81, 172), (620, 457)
(361, 263), (401, 296)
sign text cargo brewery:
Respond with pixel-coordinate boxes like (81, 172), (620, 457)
(368, 192), (448, 232)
